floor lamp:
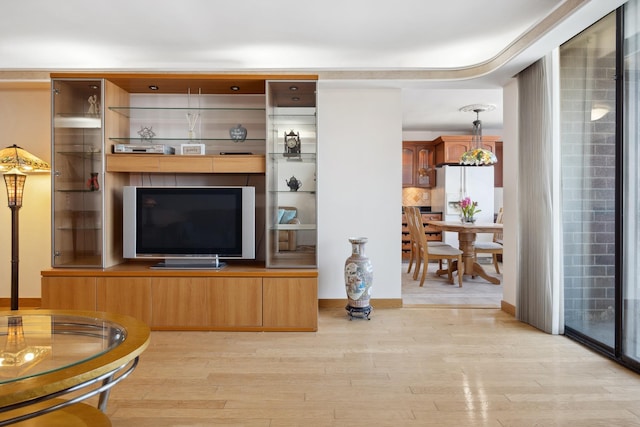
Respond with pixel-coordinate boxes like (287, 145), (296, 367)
(0, 145), (50, 310)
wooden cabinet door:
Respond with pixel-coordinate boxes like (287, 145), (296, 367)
(263, 277), (317, 330)
(402, 142), (435, 188)
(151, 277), (211, 328)
(41, 277), (97, 310)
(402, 146), (415, 186)
(208, 278), (262, 327)
(97, 277), (152, 325)
(442, 141), (469, 164)
(415, 146), (435, 187)
(150, 277), (262, 328)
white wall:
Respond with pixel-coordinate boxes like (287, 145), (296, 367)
(0, 82), (52, 300)
(317, 85), (403, 300)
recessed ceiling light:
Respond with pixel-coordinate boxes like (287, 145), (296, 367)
(230, 86), (240, 91)
(148, 85), (159, 91)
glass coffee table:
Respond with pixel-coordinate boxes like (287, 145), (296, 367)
(0, 310), (150, 426)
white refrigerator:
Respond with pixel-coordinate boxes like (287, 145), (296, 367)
(431, 165), (495, 248)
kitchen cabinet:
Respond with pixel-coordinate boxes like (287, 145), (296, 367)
(494, 140), (503, 187)
(433, 135), (500, 166)
(402, 141), (435, 188)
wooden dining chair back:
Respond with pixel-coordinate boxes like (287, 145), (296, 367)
(404, 206), (421, 275)
(474, 207), (503, 274)
(411, 208), (464, 287)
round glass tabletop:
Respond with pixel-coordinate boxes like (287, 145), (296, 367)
(0, 313), (126, 384)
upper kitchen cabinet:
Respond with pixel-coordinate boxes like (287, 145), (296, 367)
(402, 141), (435, 188)
(433, 135), (500, 166)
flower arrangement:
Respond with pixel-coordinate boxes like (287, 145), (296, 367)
(460, 197), (481, 222)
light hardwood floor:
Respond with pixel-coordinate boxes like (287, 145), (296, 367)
(402, 259), (503, 307)
(104, 307), (640, 426)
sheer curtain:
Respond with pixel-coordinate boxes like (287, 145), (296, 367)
(517, 55), (564, 334)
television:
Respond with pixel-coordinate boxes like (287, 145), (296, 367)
(123, 186), (255, 269)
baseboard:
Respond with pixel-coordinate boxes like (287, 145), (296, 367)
(0, 298), (41, 310)
(319, 298), (403, 309)
(501, 300), (516, 316)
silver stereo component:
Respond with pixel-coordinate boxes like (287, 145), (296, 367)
(113, 144), (175, 154)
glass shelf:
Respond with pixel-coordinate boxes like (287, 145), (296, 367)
(53, 115), (102, 128)
(109, 106), (266, 119)
(110, 137), (265, 143)
(269, 190), (317, 195)
(271, 224), (317, 231)
(268, 153), (317, 161)
(56, 226), (102, 231)
(54, 189), (101, 193)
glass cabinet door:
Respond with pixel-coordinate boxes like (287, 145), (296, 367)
(51, 79), (104, 267)
(265, 81), (317, 268)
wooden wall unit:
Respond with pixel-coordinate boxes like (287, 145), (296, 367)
(44, 73), (319, 332)
(41, 263), (318, 331)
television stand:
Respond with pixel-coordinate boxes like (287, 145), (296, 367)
(41, 261), (318, 331)
(150, 259), (227, 270)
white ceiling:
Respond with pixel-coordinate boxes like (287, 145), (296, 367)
(0, 0), (626, 133)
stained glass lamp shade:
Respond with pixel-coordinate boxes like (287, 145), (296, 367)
(459, 104), (498, 166)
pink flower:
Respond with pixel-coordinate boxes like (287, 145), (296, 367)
(459, 197), (481, 218)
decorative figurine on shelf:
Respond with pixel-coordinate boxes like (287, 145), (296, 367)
(229, 124), (247, 142)
(87, 173), (99, 191)
(137, 126), (155, 140)
(186, 112), (200, 139)
(87, 94), (100, 116)
(286, 176), (302, 191)
(284, 129), (301, 156)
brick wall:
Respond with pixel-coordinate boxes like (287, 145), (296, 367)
(560, 42), (616, 325)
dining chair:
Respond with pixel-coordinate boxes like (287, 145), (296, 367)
(405, 206), (446, 279)
(410, 207), (464, 287)
(404, 206), (420, 276)
(474, 207), (503, 273)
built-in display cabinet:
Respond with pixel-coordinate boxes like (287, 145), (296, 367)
(44, 74), (319, 331)
(265, 81), (317, 268)
(51, 79), (129, 268)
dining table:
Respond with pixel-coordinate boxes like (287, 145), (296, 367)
(425, 220), (503, 285)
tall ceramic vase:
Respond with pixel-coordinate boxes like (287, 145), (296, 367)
(344, 237), (373, 320)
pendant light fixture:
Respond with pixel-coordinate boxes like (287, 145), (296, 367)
(459, 104), (498, 166)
